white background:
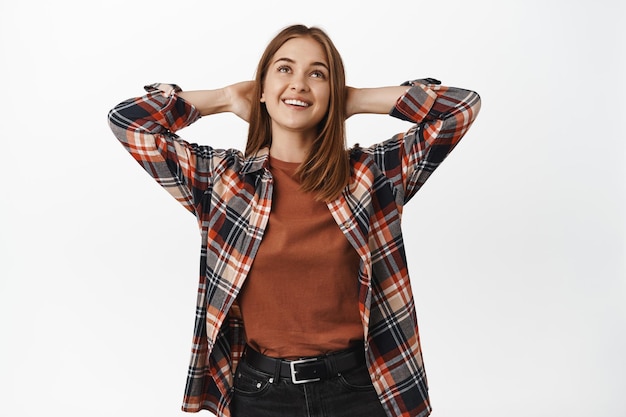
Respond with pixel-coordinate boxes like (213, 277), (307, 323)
(1, 0), (624, 416)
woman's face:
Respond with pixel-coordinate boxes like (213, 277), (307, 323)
(261, 36), (331, 139)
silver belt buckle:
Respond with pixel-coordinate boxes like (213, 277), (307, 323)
(289, 357), (321, 384)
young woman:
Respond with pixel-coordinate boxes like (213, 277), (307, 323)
(108, 24), (481, 417)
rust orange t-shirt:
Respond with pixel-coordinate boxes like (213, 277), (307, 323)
(238, 157), (363, 358)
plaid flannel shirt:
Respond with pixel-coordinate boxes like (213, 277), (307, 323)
(108, 80), (481, 417)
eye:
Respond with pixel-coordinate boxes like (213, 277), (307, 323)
(277, 65), (291, 73)
(310, 70), (326, 79)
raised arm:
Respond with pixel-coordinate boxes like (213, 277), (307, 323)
(107, 82), (254, 214)
(177, 81), (254, 121)
(348, 78), (481, 203)
(346, 85), (412, 118)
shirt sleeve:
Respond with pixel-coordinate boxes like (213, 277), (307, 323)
(368, 79), (482, 204)
(107, 84), (212, 215)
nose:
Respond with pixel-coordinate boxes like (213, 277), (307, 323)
(290, 72), (309, 92)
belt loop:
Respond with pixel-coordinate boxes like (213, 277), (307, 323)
(272, 357), (281, 384)
(327, 353), (338, 377)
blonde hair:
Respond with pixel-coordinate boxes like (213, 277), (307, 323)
(245, 25), (349, 202)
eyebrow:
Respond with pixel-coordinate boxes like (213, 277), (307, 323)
(273, 57), (329, 71)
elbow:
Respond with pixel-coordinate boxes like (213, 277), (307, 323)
(107, 103), (135, 144)
(466, 90), (481, 123)
(108, 99), (126, 129)
(454, 90), (482, 139)
(107, 107), (118, 132)
(107, 107), (123, 142)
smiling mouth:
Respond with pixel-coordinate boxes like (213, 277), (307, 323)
(283, 99), (310, 107)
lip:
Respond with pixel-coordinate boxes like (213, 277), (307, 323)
(281, 97), (312, 108)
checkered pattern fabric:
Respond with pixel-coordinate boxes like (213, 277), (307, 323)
(108, 80), (481, 417)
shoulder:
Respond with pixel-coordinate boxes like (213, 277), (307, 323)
(349, 135), (404, 162)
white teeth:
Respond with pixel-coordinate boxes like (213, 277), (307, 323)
(284, 99), (309, 107)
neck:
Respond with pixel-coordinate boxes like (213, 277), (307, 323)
(269, 131), (315, 163)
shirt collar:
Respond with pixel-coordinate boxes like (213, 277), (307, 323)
(240, 147), (270, 175)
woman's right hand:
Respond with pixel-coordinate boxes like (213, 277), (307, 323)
(225, 81), (255, 123)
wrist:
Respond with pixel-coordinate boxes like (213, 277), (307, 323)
(345, 87), (359, 118)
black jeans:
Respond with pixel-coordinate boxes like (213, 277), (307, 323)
(231, 358), (388, 417)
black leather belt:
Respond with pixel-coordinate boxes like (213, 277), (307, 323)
(242, 345), (365, 384)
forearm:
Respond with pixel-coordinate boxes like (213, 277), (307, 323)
(176, 81), (253, 121)
(178, 89), (231, 117)
(108, 85), (201, 136)
(151, 83), (231, 117)
(346, 86), (410, 118)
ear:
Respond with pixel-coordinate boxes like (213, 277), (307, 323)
(260, 92), (266, 103)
